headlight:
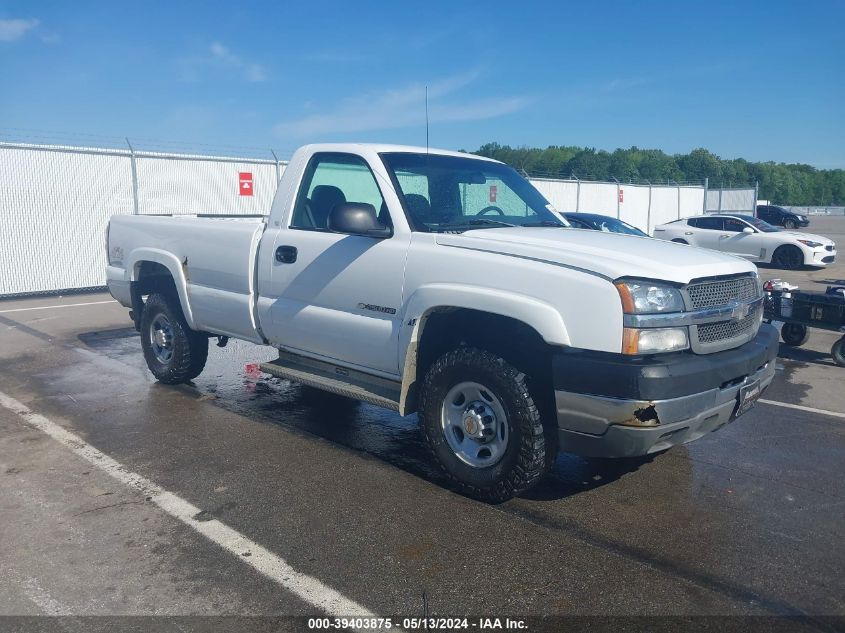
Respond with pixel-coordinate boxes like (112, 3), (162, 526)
(797, 239), (822, 248)
(615, 280), (685, 314)
(623, 327), (689, 354)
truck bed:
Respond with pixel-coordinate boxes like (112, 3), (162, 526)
(107, 215), (266, 342)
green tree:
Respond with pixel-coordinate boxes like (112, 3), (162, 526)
(473, 143), (845, 205)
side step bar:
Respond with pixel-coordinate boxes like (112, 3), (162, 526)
(260, 350), (401, 411)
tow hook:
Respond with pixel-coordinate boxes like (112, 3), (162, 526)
(216, 336), (229, 348)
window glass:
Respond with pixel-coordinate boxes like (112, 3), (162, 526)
(291, 153), (386, 230)
(380, 152), (566, 231)
(694, 217), (724, 230)
(723, 218), (747, 232)
(741, 216), (780, 233)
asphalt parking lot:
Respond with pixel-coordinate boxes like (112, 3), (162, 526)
(1, 218), (844, 630)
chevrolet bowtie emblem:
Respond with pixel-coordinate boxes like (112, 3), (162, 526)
(730, 301), (751, 322)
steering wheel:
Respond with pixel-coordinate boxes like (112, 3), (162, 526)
(476, 205), (506, 216)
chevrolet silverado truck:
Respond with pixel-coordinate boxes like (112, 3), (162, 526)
(105, 143), (778, 502)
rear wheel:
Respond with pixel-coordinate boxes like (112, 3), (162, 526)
(140, 293), (208, 384)
(773, 245), (804, 270)
(419, 347), (551, 503)
(832, 337), (845, 367)
(781, 323), (809, 347)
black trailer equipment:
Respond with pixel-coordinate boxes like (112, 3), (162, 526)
(763, 282), (845, 366)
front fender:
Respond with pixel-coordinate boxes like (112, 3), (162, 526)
(396, 284), (569, 415)
(126, 248), (196, 330)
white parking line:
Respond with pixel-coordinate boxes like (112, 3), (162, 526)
(0, 300), (117, 314)
(760, 399), (845, 420)
(0, 391), (376, 620)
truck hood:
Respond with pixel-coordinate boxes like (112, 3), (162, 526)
(435, 227), (757, 284)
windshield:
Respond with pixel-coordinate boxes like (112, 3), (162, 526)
(380, 152), (568, 232)
(592, 216), (648, 236)
(736, 215), (781, 232)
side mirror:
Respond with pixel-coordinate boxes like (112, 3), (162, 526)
(327, 203), (392, 238)
(742, 227), (755, 234)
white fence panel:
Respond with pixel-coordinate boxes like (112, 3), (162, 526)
(650, 187), (681, 230)
(617, 184), (649, 232)
(578, 182), (619, 214)
(528, 178), (578, 212)
(706, 188), (755, 212)
(136, 156), (278, 215)
(679, 187), (704, 217)
(0, 146), (134, 295)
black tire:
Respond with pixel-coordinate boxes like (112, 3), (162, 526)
(671, 239), (689, 245)
(140, 293), (208, 384)
(773, 245), (804, 270)
(783, 219), (797, 229)
(780, 323), (809, 347)
(832, 337), (845, 367)
(419, 347), (551, 503)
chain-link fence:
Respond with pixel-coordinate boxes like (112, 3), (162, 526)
(0, 140), (757, 298)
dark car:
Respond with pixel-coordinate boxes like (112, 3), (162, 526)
(562, 212), (649, 237)
(756, 205), (809, 229)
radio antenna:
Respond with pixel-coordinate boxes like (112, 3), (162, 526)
(425, 85), (429, 154)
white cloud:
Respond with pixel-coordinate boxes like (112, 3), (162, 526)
(274, 72), (530, 137)
(208, 41), (267, 82)
(210, 42), (233, 61)
(0, 18), (39, 42)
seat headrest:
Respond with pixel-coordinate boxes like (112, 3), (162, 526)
(310, 185), (347, 227)
(405, 194), (435, 223)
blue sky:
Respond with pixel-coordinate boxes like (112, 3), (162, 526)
(1, 0), (843, 167)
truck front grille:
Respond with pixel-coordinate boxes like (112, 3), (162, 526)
(687, 275), (759, 309)
(696, 304), (762, 344)
(686, 274), (763, 353)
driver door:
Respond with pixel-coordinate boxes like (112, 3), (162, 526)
(260, 152), (410, 376)
(719, 218), (763, 260)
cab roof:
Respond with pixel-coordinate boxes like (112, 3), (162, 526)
(296, 143), (502, 163)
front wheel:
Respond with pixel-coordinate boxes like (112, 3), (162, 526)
(419, 347), (551, 503)
(783, 219), (797, 229)
(773, 245), (804, 270)
(781, 323), (809, 346)
(671, 238), (689, 245)
(832, 337), (845, 367)
(140, 293), (208, 384)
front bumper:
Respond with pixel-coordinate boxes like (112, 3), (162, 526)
(552, 324), (779, 458)
(810, 248), (836, 266)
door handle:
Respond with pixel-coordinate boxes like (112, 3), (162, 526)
(720, 234), (730, 238)
(275, 245), (297, 264)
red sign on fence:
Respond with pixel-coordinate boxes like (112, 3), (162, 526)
(489, 185), (497, 203)
(618, 188), (624, 203)
(239, 172), (253, 196)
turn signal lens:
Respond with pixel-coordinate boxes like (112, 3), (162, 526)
(622, 327), (689, 355)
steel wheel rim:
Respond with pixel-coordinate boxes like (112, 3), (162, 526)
(149, 314), (174, 364)
(440, 381), (509, 468)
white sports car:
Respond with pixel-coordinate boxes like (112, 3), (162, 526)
(653, 214), (836, 269)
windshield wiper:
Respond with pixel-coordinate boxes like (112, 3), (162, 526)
(438, 218), (518, 229)
(522, 220), (567, 227)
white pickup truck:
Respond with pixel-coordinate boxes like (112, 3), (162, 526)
(106, 143), (778, 501)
